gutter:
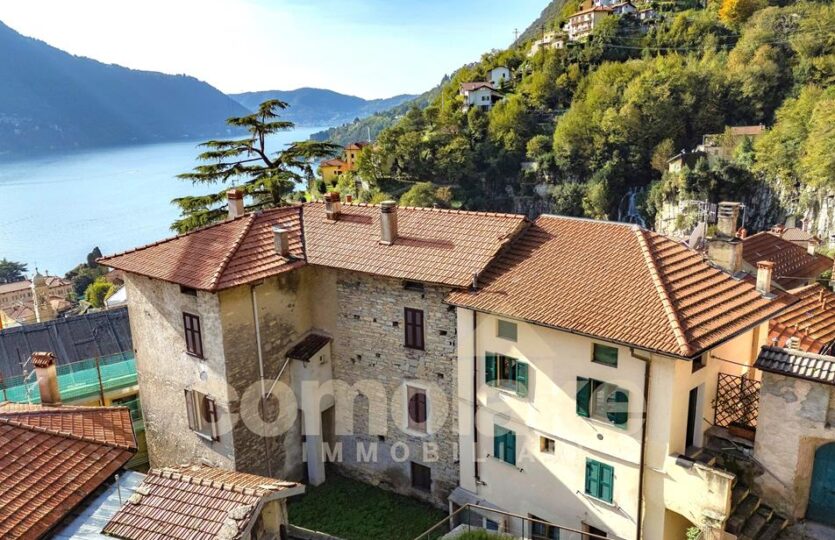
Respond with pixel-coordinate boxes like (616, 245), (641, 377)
(631, 348), (652, 540)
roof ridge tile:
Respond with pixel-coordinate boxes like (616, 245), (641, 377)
(209, 213), (258, 291)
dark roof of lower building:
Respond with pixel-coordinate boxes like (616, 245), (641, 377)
(286, 333), (331, 361)
(0, 403), (136, 539)
(755, 346), (835, 386)
(0, 307), (132, 380)
(447, 216), (795, 359)
(102, 465), (303, 540)
(741, 232), (832, 290)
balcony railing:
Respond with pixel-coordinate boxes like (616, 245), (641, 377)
(0, 352), (137, 404)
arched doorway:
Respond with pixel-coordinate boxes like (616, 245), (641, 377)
(807, 442), (835, 526)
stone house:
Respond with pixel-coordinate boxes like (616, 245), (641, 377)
(446, 215), (795, 540)
(100, 193), (526, 506)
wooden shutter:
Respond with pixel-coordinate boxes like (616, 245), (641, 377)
(585, 459), (600, 497)
(576, 377), (590, 417)
(206, 397), (220, 441)
(408, 387), (427, 431)
(493, 425), (503, 460)
(184, 389), (196, 431)
(485, 353), (497, 386)
(607, 387), (629, 428)
(415, 310), (424, 349)
(506, 429), (516, 466)
(600, 462), (614, 503)
(404, 308), (424, 350)
(516, 362), (529, 397)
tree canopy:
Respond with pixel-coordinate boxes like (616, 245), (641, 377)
(0, 259), (27, 284)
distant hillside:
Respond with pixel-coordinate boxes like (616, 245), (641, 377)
(0, 21), (248, 158)
(309, 79), (446, 146)
(229, 88), (416, 127)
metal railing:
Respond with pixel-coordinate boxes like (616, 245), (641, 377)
(414, 504), (611, 540)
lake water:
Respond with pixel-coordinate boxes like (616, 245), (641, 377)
(0, 126), (325, 275)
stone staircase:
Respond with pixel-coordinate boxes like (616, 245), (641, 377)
(688, 429), (793, 539)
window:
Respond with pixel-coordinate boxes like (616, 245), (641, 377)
(540, 436), (555, 454)
(592, 343), (618, 367)
(583, 524), (608, 539)
(184, 389), (219, 441)
(183, 312), (203, 358)
(407, 386), (427, 433)
(404, 308), (425, 350)
(403, 281), (425, 292)
(692, 353), (706, 373)
(485, 519), (499, 531)
(497, 319), (518, 341)
(531, 515), (560, 540)
(179, 285), (197, 296)
(493, 425), (516, 466)
(410, 462), (431, 491)
(585, 459), (614, 504)
(576, 377), (629, 428)
(485, 353), (528, 397)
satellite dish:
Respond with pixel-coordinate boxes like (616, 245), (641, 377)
(689, 221), (707, 250)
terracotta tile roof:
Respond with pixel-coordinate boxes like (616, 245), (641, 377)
(320, 158), (347, 168)
(778, 227), (818, 245)
(447, 216), (795, 358)
(755, 346), (835, 386)
(99, 207), (305, 292)
(345, 142), (369, 150)
(741, 232), (832, 290)
(0, 403), (136, 539)
(460, 82), (495, 92)
(102, 464), (303, 540)
(303, 203), (527, 287)
(0, 276), (70, 295)
(767, 283), (835, 354)
(286, 333), (331, 362)
(729, 125), (765, 136)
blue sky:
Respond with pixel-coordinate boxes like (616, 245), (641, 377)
(0, 0), (546, 98)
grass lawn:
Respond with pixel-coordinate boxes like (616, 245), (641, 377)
(288, 473), (446, 540)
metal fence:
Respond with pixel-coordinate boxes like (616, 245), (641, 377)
(414, 504), (611, 540)
(713, 372), (761, 431)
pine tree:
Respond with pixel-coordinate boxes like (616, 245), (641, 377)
(173, 100), (340, 233)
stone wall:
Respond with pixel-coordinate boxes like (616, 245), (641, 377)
(324, 270), (459, 507)
(124, 275), (236, 469)
(754, 372), (835, 518)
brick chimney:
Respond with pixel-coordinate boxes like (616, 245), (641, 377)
(380, 201), (398, 245)
(273, 226), (290, 257)
(707, 202), (743, 274)
(324, 192), (341, 221)
(756, 261), (774, 296)
(32, 352), (60, 405)
(227, 189), (245, 219)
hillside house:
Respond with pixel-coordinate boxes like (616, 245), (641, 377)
(100, 191), (526, 507)
(318, 141), (369, 183)
(698, 125), (766, 162)
(610, 1), (637, 15)
(667, 150), (707, 174)
(564, 6), (612, 42)
(488, 66), (511, 88)
(460, 82), (503, 112)
(527, 31), (566, 56)
(447, 215), (795, 540)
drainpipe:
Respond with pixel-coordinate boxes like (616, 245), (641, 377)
(631, 349), (652, 540)
(473, 309), (480, 486)
(251, 282), (273, 477)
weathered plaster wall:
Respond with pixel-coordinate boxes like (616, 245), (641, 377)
(218, 268), (317, 481)
(124, 274), (236, 468)
(754, 372), (835, 518)
(323, 270), (459, 507)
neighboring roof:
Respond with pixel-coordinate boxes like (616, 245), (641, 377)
(102, 465), (303, 540)
(0, 403), (136, 540)
(570, 5), (612, 17)
(320, 158), (347, 168)
(768, 283), (835, 354)
(741, 232), (832, 290)
(729, 125), (765, 136)
(303, 203), (527, 288)
(1, 303), (34, 323)
(0, 276), (70, 296)
(286, 333), (331, 361)
(447, 216), (795, 359)
(345, 142), (369, 150)
(99, 207), (305, 292)
(779, 227), (817, 245)
(0, 307), (132, 380)
(755, 346), (835, 386)
(460, 82), (496, 92)
(52, 470), (146, 540)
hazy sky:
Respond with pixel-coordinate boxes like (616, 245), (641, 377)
(0, 0), (545, 99)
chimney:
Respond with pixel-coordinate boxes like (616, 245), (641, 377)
(807, 240), (818, 256)
(273, 226), (290, 257)
(32, 352), (60, 405)
(227, 189), (245, 219)
(756, 261), (774, 296)
(345, 194), (353, 204)
(380, 200), (398, 245)
(716, 202), (741, 238)
(324, 192), (342, 221)
(785, 336), (801, 350)
(707, 202), (744, 274)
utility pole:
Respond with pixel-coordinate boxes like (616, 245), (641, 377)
(513, 28), (520, 42)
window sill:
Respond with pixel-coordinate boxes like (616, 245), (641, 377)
(185, 351), (205, 360)
(488, 385), (527, 400)
(487, 455), (522, 471)
(580, 491), (616, 508)
(194, 431), (216, 443)
(581, 415), (628, 432)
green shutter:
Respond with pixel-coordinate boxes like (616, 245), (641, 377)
(516, 362), (529, 397)
(600, 463), (614, 503)
(506, 430), (516, 466)
(486, 353), (497, 386)
(607, 388), (629, 428)
(494, 425), (503, 460)
(585, 459), (599, 496)
(577, 377), (590, 417)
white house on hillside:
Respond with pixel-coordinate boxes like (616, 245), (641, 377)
(564, 6), (612, 41)
(460, 82), (503, 112)
(488, 67), (511, 88)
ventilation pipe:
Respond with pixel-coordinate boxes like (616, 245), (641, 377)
(227, 189), (245, 219)
(324, 192), (341, 221)
(380, 201), (398, 245)
(756, 261), (774, 296)
(273, 226), (290, 257)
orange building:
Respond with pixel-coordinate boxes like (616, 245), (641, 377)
(318, 142), (369, 182)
